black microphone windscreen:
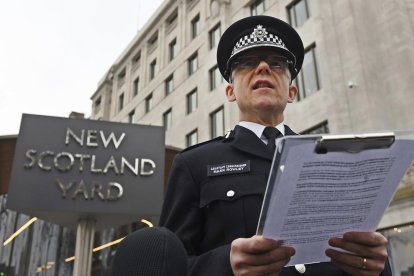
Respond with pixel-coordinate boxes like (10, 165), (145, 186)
(111, 227), (188, 276)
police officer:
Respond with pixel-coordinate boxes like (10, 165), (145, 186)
(159, 16), (391, 276)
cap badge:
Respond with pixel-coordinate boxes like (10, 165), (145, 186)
(226, 22), (297, 81)
(252, 25), (268, 39)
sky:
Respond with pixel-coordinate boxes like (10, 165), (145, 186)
(0, 0), (164, 136)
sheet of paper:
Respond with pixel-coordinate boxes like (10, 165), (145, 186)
(262, 139), (414, 266)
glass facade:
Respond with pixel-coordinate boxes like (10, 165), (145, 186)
(0, 194), (150, 276)
(383, 225), (414, 276)
(0, 194), (75, 276)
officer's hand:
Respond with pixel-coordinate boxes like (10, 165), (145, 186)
(230, 235), (295, 276)
(325, 231), (388, 276)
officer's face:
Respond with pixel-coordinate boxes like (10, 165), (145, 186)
(225, 49), (297, 124)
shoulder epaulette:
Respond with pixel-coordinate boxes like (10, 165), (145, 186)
(182, 136), (224, 152)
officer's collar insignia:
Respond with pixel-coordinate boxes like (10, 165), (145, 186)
(224, 129), (235, 141)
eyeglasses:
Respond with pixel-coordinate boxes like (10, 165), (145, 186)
(231, 55), (293, 72)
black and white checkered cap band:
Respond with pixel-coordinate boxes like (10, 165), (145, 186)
(229, 25), (296, 65)
(231, 33), (288, 57)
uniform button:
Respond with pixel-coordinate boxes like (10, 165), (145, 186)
(226, 190), (235, 197)
(295, 264), (306, 274)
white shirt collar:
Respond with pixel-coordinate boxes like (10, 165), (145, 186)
(238, 121), (285, 139)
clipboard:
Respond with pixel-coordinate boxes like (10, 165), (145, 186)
(256, 130), (414, 266)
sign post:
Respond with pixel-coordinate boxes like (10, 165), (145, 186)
(7, 114), (165, 275)
(73, 219), (95, 276)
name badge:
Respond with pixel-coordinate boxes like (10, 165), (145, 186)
(207, 161), (250, 176)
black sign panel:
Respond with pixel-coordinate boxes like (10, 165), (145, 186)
(7, 114), (165, 229)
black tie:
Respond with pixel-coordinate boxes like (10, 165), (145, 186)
(263, 127), (282, 152)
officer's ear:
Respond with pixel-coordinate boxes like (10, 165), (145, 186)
(225, 83), (236, 102)
(287, 83), (298, 103)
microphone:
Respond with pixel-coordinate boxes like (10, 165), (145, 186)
(111, 227), (188, 276)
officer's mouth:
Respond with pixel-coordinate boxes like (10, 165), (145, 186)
(252, 80), (274, 90)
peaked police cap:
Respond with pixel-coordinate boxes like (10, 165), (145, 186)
(217, 15), (304, 82)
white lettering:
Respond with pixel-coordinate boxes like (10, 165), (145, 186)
(100, 131), (126, 149)
(65, 128), (84, 146)
(140, 159), (155, 176)
(38, 151), (54, 171)
(103, 156), (120, 174)
(55, 179), (74, 198)
(121, 157), (139, 176)
(55, 178), (124, 201)
(86, 130), (98, 147)
(107, 182), (123, 200)
(24, 149), (37, 169)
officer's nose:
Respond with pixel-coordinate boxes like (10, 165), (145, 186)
(255, 60), (272, 75)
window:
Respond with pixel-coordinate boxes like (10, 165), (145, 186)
(132, 51), (141, 69)
(148, 32), (158, 53)
(300, 121), (329, 135)
(128, 109), (135, 123)
(149, 59), (157, 80)
(209, 24), (221, 49)
(163, 108), (172, 130)
(210, 107), (224, 138)
(186, 88), (198, 114)
(94, 96), (101, 112)
(169, 38), (177, 61)
(166, 9), (178, 28)
(133, 77), (139, 96)
(288, 0), (311, 28)
(250, 0), (265, 16)
(118, 93), (124, 111)
(186, 0), (197, 9)
(295, 45), (321, 101)
(117, 68), (126, 87)
(145, 93), (153, 113)
(209, 65), (223, 91)
(191, 14), (200, 39)
(188, 52), (198, 75)
(186, 129), (198, 147)
(165, 74), (174, 96)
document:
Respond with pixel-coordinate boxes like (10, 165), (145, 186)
(258, 137), (414, 266)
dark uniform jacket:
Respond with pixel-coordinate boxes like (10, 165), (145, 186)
(159, 125), (392, 276)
